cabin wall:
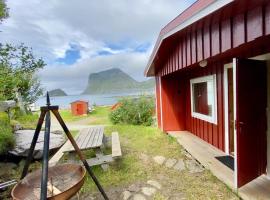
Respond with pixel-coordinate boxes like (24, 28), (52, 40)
(160, 74), (186, 131)
(155, 77), (161, 128)
(157, 2), (270, 76)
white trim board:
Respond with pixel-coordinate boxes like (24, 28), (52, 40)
(224, 63), (233, 155)
(233, 58), (238, 188)
(190, 74), (218, 124)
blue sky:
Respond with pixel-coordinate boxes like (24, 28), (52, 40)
(0, 0), (195, 94)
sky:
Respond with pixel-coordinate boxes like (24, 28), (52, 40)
(0, 0), (195, 94)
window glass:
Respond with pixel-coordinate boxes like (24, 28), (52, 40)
(191, 75), (216, 123)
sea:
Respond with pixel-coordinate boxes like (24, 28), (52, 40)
(35, 91), (154, 109)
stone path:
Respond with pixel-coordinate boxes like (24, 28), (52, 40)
(122, 180), (162, 200)
(152, 150), (204, 173)
(122, 150), (205, 200)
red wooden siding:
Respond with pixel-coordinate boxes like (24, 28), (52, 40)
(155, 77), (161, 128)
(160, 74), (186, 131)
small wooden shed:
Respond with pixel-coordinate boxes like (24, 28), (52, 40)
(70, 100), (88, 116)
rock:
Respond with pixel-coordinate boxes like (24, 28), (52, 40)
(173, 159), (185, 171)
(141, 187), (157, 196)
(0, 100), (16, 112)
(153, 156), (166, 165)
(128, 184), (141, 192)
(133, 194), (146, 200)
(9, 130), (66, 159)
(122, 191), (132, 200)
(147, 180), (161, 189)
(139, 153), (149, 163)
(185, 159), (204, 173)
(165, 158), (177, 168)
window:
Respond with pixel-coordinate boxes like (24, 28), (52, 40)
(190, 75), (217, 124)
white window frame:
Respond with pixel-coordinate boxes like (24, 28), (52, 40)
(190, 74), (218, 124)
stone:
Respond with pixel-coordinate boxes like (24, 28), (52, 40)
(133, 194), (146, 200)
(139, 153), (149, 163)
(173, 159), (185, 171)
(128, 184), (141, 192)
(147, 180), (161, 189)
(141, 187), (157, 196)
(0, 100), (16, 112)
(122, 191), (132, 200)
(9, 130), (66, 159)
(165, 158), (177, 168)
(185, 159), (204, 173)
(153, 155), (166, 165)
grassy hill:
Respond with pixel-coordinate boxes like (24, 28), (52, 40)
(48, 89), (67, 97)
(82, 68), (154, 94)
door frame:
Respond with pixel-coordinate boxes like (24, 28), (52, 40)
(224, 60), (238, 188)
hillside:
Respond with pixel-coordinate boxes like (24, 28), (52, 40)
(82, 68), (155, 94)
(48, 89), (67, 97)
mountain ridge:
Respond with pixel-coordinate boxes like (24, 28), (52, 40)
(82, 68), (154, 94)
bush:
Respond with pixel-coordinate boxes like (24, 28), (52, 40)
(109, 96), (155, 126)
(0, 112), (15, 155)
(15, 113), (39, 129)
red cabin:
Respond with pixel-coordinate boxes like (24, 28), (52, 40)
(145, 0), (270, 197)
(70, 100), (88, 116)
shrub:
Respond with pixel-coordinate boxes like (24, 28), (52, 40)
(109, 96), (155, 126)
(15, 113), (39, 129)
(0, 112), (15, 155)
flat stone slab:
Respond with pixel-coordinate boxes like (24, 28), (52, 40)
(133, 194), (146, 200)
(173, 159), (185, 171)
(141, 187), (156, 196)
(185, 159), (204, 173)
(122, 191), (132, 200)
(9, 130), (66, 159)
(128, 184), (141, 193)
(165, 158), (177, 168)
(153, 155), (166, 165)
(147, 180), (161, 189)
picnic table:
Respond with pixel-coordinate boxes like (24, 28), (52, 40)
(64, 126), (122, 170)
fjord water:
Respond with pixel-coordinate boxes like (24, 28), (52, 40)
(36, 91), (154, 108)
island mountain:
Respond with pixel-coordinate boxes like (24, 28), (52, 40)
(48, 89), (67, 97)
(82, 68), (155, 94)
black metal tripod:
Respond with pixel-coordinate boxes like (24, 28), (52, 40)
(20, 93), (109, 200)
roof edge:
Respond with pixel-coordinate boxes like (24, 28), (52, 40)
(145, 0), (234, 77)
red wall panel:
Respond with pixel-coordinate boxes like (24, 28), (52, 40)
(266, 3), (270, 35)
(155, 77), (161, 128)
(211, 23), (220, 56)
(247, 7), (263, 42)
(192, 31), (197, 64)
(233, 14), (245, 48)
(203, 26), (211, 58)
(221, 19), (231, 52)
(197, 29), (203, 61)
(186, 34), (192, 66)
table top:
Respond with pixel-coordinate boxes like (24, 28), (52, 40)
(66, 126), (104, 152)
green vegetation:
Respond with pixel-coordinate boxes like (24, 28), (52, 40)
(0, 0), (8, 21)
(83, 68), (154, 94)
(14, 112), (39, 129)
(0, 112), (15, 154)
(88, 106), (111, 125)
(109, 96), (155, 126)
(0, 43), (45, 104)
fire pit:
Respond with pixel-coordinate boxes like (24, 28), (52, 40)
(11, 164), (86, 200)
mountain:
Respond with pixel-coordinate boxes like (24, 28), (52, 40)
(82, 68), (155, 94)
(48, 89), (67, 97)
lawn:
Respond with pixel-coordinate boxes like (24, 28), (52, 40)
(64, 107), (239, 200)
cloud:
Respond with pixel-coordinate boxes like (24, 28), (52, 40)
(0, 0), (195, 94)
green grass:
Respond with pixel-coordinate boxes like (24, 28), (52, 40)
(88, 106), (111, 125)
(59, 109), (90, 122)
(0, 112), (15, 155)
(15, 113), (39, 129)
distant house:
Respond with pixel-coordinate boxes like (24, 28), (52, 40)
(145, 0), (270, 193)
(70, 100), (88, 116)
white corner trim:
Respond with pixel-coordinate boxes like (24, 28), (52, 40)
(224, 63), (233, 155)
(145, 0), (234, 75)
(233, 58), (238, 188)
(190, 74), (218, 124)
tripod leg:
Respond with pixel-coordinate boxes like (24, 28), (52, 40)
(21, 110), (46, 179)
(40, 110), (51, 200)
(52, 109), (109, 200)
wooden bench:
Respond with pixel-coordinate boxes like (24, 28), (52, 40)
(53, 126), (122, 170)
